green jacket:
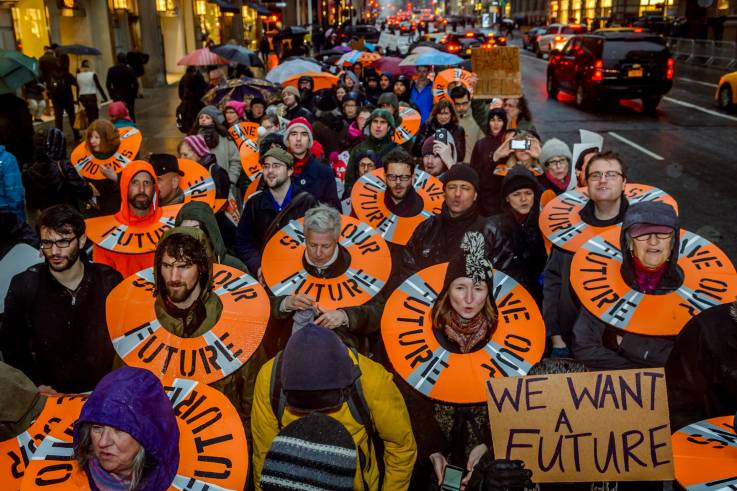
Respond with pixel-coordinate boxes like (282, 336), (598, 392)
(174, 200), (248, 272)
(0, 361), (45, 441)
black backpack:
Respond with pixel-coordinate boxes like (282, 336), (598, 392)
(268, 348), (383, 489)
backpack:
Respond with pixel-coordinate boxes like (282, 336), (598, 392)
(47, 72), (70, 98)
(269, 348), (383, 489)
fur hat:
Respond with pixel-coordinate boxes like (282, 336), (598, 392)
(283, 117), (314, 149)
(442, 231), (494, 293)
(539, 138), (572, 166)
(198, 105), (225, 126)
(261, 413), (357, 491)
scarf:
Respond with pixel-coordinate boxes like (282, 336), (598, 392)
(88, 456), (131, 491)
(631, 254), (669, 293)
(444, 310), (489, 353)
(163, 295), (207, 337)
(544, 169), (570, 192)
(199, 125), (220, 149)
(292, 153), (310, 176)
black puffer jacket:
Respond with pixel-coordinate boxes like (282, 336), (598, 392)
(572, 201), (680, 370)
(312, 109), (347, 159)
(401, 203), (513, 280)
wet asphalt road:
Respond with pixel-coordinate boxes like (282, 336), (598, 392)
(518, 48), (737, 261)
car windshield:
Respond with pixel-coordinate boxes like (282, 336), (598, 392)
(602, 39), (667, 60)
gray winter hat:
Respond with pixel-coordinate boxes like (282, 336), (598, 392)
(198, 105), (225, 126)
(539, 138), (572, 166)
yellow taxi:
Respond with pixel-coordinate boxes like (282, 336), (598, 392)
(716, 70), (737, 109)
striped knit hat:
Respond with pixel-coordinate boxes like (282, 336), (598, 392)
(183, 134), (210, 158)
(261, 413), (357, 491)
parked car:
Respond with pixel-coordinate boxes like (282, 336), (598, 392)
(716, 70), (737, 110)
(343, 24), (381, 42)
(523, 26), (546, 52)
(546, 31), (674, 112)
(537, 23), (588, 58)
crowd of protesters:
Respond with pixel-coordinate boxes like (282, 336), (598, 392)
(0, 27), (735, 491)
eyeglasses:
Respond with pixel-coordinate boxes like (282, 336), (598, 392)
(632, 232), (673, 242)
(40, 236), (78, 249)
(546, 158), (568, 168)
(262, 162), (287, 170)
(587, 171), (623, 181)
(386, 174), (412, 183)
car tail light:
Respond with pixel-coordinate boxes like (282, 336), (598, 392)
(667, 58), (674, 79)
(465, 32), (475, 37)
(440, 36), (447, 43)
(498, 36), (506, 43)
(554, 35), (564, 42)
(536, 35), (541, 41)
(592, 60), (604, 81)
(448, 44), (461, 52)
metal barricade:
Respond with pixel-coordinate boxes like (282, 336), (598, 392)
(666, 36), (737, 70)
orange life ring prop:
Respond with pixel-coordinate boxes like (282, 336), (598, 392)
(571, 227), (737, 336)
(539, 184), (679, 253)
(85, 204), (183, 254)
(381, 263), (545, 404)
(493, 163), (544, 177)
(672, 415), (737, 490)
(350, 168), (444, 246)
(19, 379), (248, 491)
(261, 215), (392, 310)
(0, 394), (87, 488)
(71, 127), (142, 180)
(392, 106), (421, 145)
(178, 158), (217, 210)
(244, 174), (262, 202)
(239, 138), (262, 178)
(228, 121), (260, 148)
(106, 264), (269, 384)
(433, 68), (474, 103)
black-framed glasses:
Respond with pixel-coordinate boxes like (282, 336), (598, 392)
(386, 174), (412, 183)
(632, 232), (674, 242)
(587, 171), (623, 181)
(40, 236), (79, 249)
(546, 158), (568, 167)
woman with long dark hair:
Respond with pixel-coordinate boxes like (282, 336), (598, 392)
(412, 99), (466, 162)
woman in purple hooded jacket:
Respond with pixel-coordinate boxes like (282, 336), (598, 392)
(73, 367), (180, 491)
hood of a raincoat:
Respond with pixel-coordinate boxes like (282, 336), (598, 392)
(154, 226), (214, 303)
(174, 201), (228, 264)
(619, 200), (682, 293)
(114, 160), (162, 227)
(73, 367), (180, 491)
(0, 361), (46, 441)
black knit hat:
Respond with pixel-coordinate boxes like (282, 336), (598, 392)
(442, 164), (480, 192)
(261, 413), (357, 491)
(315, 89), (338, 112)
(442, 231), (494, 293)
(501, 165), (541, 198)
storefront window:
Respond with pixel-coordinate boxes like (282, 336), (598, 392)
(717, 0), (728, 11)
(571, 0), (581, 23)
(197, 2), (221, 45)
(638, 0), (672, 16)
(11, 0), (49, 58)
(559, 0), (569, 24)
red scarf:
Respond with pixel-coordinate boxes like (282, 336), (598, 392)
(293, 153), (310, 176)
(545, 169), (570, 192)
(444, 310), (489, 353)
(631, 254), (668, 293)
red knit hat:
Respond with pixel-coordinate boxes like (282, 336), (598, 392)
(283, 117), (314, 149)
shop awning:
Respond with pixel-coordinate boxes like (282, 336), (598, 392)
(246, 2), (271, 14)
(209, 0), (240, 13)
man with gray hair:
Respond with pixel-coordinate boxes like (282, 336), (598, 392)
(268, 204), (385, 351)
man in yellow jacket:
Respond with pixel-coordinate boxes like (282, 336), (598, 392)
(251, 324), (417, 490)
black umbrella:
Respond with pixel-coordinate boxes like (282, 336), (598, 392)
(275, 26), (308, 39)
(58, 44), (101, 56)
(211, 44), (264, 68)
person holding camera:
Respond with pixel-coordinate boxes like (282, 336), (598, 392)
(413, 99), (466, 162)
(420, 133), (457, 178)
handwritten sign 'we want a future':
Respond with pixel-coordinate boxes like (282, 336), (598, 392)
(486, 368), (675, 482)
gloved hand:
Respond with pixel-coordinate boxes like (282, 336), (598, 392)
(44, 127), (67, 162)
(477, 457), (534, 491)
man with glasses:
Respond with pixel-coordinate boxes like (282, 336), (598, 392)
(235, 147), (317, 279)
(543, 151), (629, 358)
(450, 85), (484, 165)
(2, 204), (123, 393)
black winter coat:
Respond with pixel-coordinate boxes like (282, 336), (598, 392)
(292, 155), (340, 210)
(312, 111), (347, 159)
(284, 104), (314, 123)
(1, 261), (123, 392)
(666, 303), (737, 431)
(402, 204), (513, 280)
(106, 63), (138, 100)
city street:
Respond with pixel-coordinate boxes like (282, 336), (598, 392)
(518, 48), (737, 260)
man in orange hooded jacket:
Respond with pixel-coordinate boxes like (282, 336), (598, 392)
(92, 161), (164, 278)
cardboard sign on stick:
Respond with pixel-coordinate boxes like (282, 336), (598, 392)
(471, 46), (521, 98)
(486, 368), (675, 482)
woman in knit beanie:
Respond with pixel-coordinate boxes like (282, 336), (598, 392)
(223, 100), (246, 127)
(178, 134), (230, 199)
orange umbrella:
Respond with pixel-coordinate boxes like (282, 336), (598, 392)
(282, 71), (340, 91)
(433, 68), (476, 103)
(393, 106), (421, 145)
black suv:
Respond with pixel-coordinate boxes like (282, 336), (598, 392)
(546, 32), (673, 112)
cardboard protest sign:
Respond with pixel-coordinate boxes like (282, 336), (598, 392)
(471, 46), (521, 99)
(486, 368), (674, 482)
